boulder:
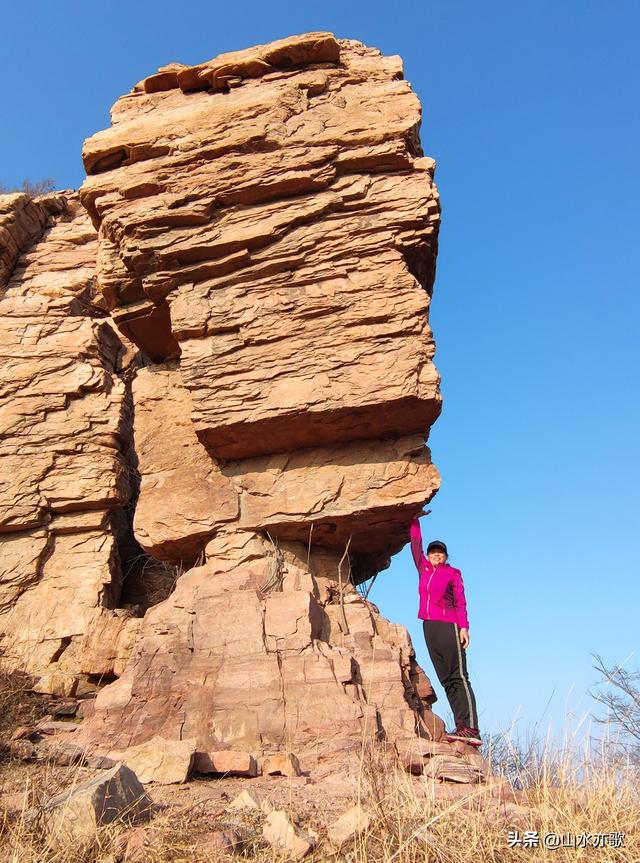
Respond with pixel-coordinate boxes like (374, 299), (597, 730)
(226, 790), (262, 811)
(75, 555), (442, 755)
(111, 736), (196, 784)
(47, 699), (79, 718)
(2, 33), (450, 774)
(40, 764), (151, 844)
(421, 753), (488, 783)
(396, 737), (455, 774)
(193, 750), (259, 777)
(263, 752), (301, 777)
(79, 32), (441, 575)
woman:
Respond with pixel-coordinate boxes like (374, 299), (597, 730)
(410, 516), (482, 746)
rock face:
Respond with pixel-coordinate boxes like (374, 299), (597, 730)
(1, 32), (445, 759)
(131, 363), (238, 563)
(0, 193), (66, 288)
(77, 538), (441, 755)
(80, 31), (441, 576)
(0, 193), (137, 691)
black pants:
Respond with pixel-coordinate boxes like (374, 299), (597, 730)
(423, 620), (479, 731)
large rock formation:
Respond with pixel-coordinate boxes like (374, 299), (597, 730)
(1, 32), (444, 760)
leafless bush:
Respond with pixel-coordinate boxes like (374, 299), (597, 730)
(0, 178), (56, 196)
(591, 653), (640, 765)
(0, 667), (46, 755)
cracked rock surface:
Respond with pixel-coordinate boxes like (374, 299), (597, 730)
(0, 194), (135, 685)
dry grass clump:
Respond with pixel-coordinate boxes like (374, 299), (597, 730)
(0, 781), (273, 863)
(352, 734), (638, 863)
(0, 668), (47, 756)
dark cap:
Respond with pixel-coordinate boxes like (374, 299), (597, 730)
(427, 540), (448, 556)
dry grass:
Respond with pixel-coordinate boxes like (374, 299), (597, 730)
(0, 719), (637, 863)
(353, 735), (639, 863)
(0, 669), (48, 761)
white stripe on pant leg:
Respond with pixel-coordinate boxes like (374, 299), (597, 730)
(454, 623), (476, 729)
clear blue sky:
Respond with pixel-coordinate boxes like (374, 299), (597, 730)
(2, 1), (638, 741)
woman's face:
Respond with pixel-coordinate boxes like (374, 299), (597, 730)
(427, 549), (447, 566)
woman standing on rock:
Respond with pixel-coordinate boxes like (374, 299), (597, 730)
(410, 515), (482, 746)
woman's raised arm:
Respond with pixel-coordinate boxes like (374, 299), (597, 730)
(409, 517), (426, 572)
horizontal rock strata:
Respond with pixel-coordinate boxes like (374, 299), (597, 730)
(0, 195), (132, 688)
(131, 363), (238, 563)
(0, 192), (66, 291)
(80, 30), (441, 570)
(2, 32), (447, 758)
(223, 435), (439, 556)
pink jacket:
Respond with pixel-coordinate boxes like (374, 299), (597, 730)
(409, 518), (470, 629)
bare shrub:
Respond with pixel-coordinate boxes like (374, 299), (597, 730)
(0, 178), (56, 196)
(591, 653), (640, 766)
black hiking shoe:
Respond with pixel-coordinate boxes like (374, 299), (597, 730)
(444, 726), (482, 747)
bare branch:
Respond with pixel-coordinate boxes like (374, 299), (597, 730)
(590, 652), (640, 762)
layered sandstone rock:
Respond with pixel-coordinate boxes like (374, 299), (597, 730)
(131, 363), (238, 563)
(0, 193), (66, 290)
(2, 32), (447, 759)
(80, 30), (441, 575)
(76, 536), (441, 758)
(0, 194), (133, 689)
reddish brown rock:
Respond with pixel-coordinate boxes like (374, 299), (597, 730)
(193, 750), (259, 777)
(79, 31), (440, 569)
(2, 33), (450, 770)
(420, 750), (489, 783)
(396, 737), (457, 775)
(111, 736), (196, 784)
(79, 608), (143, 678)
(227, 790), (262, 811)
(40, 763), (151, 844)
(328, 803), (371, 848)
(0, 192), (66, 290)
(263, 809), (314, 859)
(223, 435), (439, 572)
(0, 195), (134, 687)
(74, 547), (442, 758)
(263, 752), (301, 777)
(131, 363), (238, 563)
